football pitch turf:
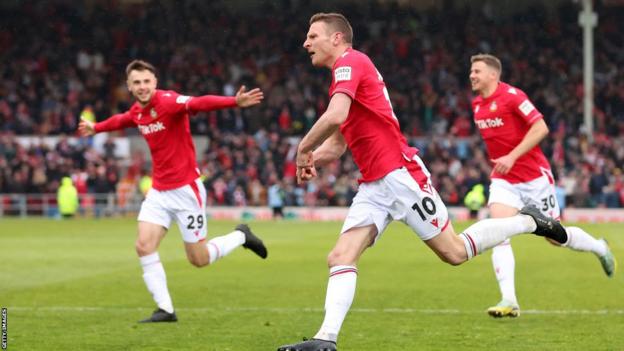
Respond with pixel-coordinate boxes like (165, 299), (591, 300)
(0, 218), (622, 350)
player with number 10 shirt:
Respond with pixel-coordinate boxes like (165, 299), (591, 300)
(277, 13), (573, 351)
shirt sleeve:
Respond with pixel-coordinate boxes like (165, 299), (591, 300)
(510, 91), (543, 124)
(94, 112), (135, 133)
(330, 55), (363, 99)
(160, 91), (190, 115)
(161, 90), (237, 115)
(186, 95), (237, 113)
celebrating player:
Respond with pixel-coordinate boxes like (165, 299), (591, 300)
(277, 13), (575, 351)
(469, 53), (616, 318)
(78, 60), (268, 323)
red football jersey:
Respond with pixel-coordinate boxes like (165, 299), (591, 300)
(95, 90), (235, 190)
(330, 48), (420, 183)
(471, 82), (551, 183)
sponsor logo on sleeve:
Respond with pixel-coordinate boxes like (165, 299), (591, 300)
(519, 99), (535, 116)
(334, 66), (352, 82)
(176, 95), (191, 104)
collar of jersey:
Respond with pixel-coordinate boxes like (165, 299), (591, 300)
(480, 82), (506, 103)
(133, 89), (160, 112)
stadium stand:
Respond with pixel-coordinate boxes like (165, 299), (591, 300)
(0, 0), (622, 210)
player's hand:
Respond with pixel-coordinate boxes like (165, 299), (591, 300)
(297, 165), (317, 184)
(78, 117), (95, 136)
(491, 154), (516, 175)
(296, 150), (317, 184)
(235, 85), (264, 107)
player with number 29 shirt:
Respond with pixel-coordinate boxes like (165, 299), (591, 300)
(78, 59), (268, 323)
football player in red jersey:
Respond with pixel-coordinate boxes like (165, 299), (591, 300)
(78, 60), (268, 323)
(469, 54), (615, 318)
(278, 13), (576, 351)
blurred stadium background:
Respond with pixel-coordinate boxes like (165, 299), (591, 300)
(1, 0), (623, 219)
(1, 1), (623, 350)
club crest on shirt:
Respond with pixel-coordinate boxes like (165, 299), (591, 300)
(150, 108), (158, 119)
(489, 101), (497, 112)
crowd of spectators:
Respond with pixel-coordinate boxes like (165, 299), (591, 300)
(0, 0), (623, 208)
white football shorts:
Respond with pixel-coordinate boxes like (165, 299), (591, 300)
(138, 178), (208, 243)
(342, 160), (449, 242)
(488, 168), (561, 219)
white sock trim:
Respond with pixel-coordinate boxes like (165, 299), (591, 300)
(460, 233), (476, 259)
(206, 230), (245, 264)
(140, 252), (160, 266)
(207, 242), (220, 264)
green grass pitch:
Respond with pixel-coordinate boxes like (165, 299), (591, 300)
(1, 218), (622, 350)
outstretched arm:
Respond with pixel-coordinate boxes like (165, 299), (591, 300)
(78, 112), (134, 136)
(296, 93), (351, 184)
(187, 86), (264, 113)
(491, 118), (549, 174)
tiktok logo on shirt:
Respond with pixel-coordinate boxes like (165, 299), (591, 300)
(476, 117), (504, 129)
(138, 121), (166, 135)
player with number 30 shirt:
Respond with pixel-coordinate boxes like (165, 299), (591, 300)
(469, 54), (615, 320)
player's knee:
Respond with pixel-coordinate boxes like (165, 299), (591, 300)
(438, 249), (466, 266)
(188, 255), (209, 268)
(327, 248), (355, 267)
(443, 254), (465, 266)
(135, 239), (156, 256)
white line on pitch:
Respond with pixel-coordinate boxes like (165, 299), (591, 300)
(6, 306), (624, 315)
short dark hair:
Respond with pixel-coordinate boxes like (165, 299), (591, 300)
(470, 54), (502, 73)
(125, 59), (157, 77)
(309, 12), (353, 44)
